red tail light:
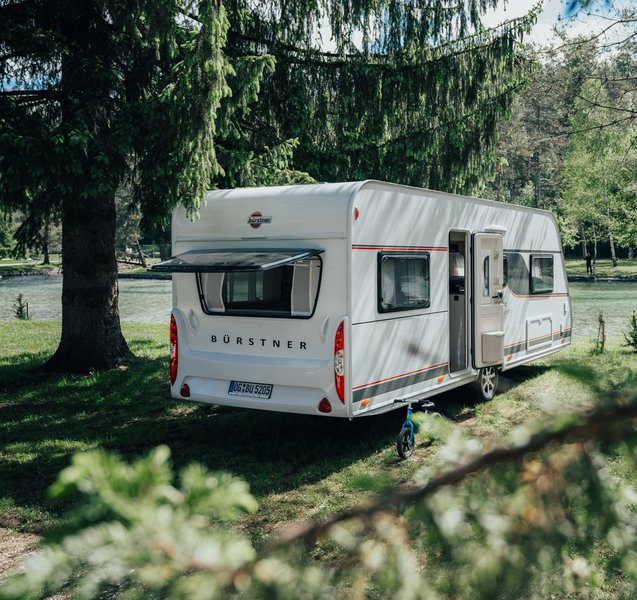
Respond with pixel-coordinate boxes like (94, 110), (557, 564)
(334, 320), (345, 403)
(170, 313), (178, 385)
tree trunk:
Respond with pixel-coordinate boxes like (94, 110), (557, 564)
(45, 194), (131, 372)
(534, 103), (542, 209)
(579, 222), (587, 259)
(135, 239), (147, 268)
(534, 151), (541, 209)
(42, 215), (51, 265)
(608, 227), (617, 268)
(604, 181), (617, 268)
(159, 243), (170, 261)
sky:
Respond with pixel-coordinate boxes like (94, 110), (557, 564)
(317, 1), (629, 52)
(481, 0), (629, 46)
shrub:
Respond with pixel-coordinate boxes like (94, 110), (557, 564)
(13, 293), (30, 320)
(624, 311), (637, 352)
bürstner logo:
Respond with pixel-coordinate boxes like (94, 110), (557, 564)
(248, 211), (272, 228)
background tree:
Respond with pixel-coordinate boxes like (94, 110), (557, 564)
(0, 212), (12, 258)
(479, 50), (571, 210)
(563, 75), (637, 265)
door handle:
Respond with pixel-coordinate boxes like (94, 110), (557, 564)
(492, 290), (504, 301)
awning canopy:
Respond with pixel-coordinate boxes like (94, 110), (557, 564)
(150, 248), (323, 273)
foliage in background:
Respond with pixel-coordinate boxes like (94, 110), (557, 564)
(625, 312), (637, 352)
(563, 76), (637, 265)
(3, 381), (637, 599)
(0, 214), (12, 258)
(219, 1), (538, 194)
(481, 5), (637, 257)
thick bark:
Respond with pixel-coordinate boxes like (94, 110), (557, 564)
(45, 194), (131, 372)
(43, 1), (131, 372)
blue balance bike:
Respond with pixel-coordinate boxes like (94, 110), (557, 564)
(395, 399), (436, 459)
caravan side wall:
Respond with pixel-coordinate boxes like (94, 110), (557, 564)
(348, 182), (571, 416)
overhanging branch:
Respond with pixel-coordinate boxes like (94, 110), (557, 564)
(265, 396), (637, 552)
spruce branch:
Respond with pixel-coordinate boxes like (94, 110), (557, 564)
(265, 395), (637, 552)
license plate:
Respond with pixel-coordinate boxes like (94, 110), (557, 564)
(228, 380), (273, 399)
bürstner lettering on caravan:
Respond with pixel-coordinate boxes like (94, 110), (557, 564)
(211, 334), (307, 350)
(152, 180), (571, 419)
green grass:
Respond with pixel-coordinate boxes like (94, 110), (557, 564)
(0, 263), (60, 273)
(565, 258), (637, 278)
(1, 322), (636, 553)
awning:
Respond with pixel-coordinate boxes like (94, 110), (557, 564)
(150, 248), (323, 273)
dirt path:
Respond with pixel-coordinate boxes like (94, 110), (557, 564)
(0, 527), (40, 578)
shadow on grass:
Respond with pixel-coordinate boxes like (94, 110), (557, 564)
(0, 355), (584, 533)
(428, 363), (553, 422)
(0, 354), (403, 530)
(0, 351), (55, 395)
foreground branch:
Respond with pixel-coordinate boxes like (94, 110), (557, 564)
(266, 397), (637, 552)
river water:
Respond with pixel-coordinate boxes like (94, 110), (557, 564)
(0, 276), (172, 324)
(0, 276), (635, 337)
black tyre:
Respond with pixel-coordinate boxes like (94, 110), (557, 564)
(476, 366), (499, 401)
(396, 426), (414, 459)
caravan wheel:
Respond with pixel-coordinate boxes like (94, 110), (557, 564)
(477, 366), (498, 401)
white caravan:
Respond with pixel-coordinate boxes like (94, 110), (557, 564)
(153, 180), (572, 418)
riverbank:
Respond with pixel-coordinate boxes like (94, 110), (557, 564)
(0, 265), (169, 279)
(3, 257), (637, 281)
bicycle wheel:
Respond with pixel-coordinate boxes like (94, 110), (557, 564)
(396, 426), (414, 459)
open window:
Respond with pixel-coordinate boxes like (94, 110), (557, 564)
(377, 252), (430, 313)
(151, 249), (323, 318)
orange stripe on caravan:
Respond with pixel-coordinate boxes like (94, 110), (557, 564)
(352, 245), (447, 252)
(504, 328), (572, 350)
(352, 361), (448, 391)
(509, 291), (569, 299)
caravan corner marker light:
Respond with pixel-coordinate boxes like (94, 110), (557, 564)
(318, 398), (332, 413)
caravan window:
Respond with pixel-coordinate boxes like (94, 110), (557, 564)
(197, 257), (322, 318)
(504, 252), (529, 295)
(378, 253), (430, 313)
(530, 255), (554, 294)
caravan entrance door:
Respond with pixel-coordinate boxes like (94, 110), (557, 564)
(472, 232), (505, 369)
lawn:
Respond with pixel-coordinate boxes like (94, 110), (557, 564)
(2, 321), (636, 543)
(565, 257), (637, 278)
(1, 321), (637, 600)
